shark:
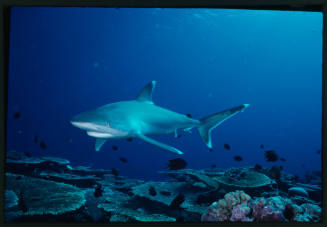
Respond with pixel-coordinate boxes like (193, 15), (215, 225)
(71, 81), (250, 154)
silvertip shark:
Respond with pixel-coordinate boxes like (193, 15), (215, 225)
(71, 81), (250, 154)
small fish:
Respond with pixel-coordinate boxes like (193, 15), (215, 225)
(160, 191), (171, 196)
(169, 193), (185, 209)
(209, 148), (213, 152)
(126, 137), (133, 142)
(94, 184), (103, 198)
(317, 150), (321, 154)
(40, 141), (47, 150)
(186, 113), (192, 118)
(233, 156), (243, 162)
(119, 157), (128, 163)
(167, 158), (187, 170)
(254, 164), (262, 171)
(264, 150), (279, 162)
(211, 164), (216, 169)
(111, 168), (119, 177)
(24, 152), (32, 157)
(112, 145), (118, 151)
(260, 144), (264, 149)
(279, 165), (284, 170)
(33, 134), (38, 143)
(149, 186), (157, 196)
(280, 158), (286, 162)
(224, 144), (231, 150)
(13, 112), (21, 119)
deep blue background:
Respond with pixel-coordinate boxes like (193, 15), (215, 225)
(6, 7), (322, 181)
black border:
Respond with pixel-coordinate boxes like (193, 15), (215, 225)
(0, 0), (326, 227)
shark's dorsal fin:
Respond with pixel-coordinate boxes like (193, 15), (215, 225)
(95, 138), (107, 151)
(136, 81), (156, 104)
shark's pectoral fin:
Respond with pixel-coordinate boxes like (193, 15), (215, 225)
(95, 138), (107, 151)
(137, 134), (183, 155)
(136, 81), (156, 104)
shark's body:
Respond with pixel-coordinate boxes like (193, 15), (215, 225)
(71, 81), (249, 154)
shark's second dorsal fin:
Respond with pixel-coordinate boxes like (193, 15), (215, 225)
(136, 81), (156, 104)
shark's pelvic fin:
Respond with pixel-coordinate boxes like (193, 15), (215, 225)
(95, 138), (107, 151)
(136, 81), (156, 104)
(197, 104), (250, 149)
(137, 134), (183, 155)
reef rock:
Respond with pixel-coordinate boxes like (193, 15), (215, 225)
(131, 181), (185, 207)
(5, 173), (86, 217)
(288, 187), (309, 198)
(159, 169), (219, 190)
(5, 190), (19, 209)
(215, 167), (273, 189)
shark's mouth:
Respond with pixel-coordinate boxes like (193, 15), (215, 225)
(86, 131), (117, 138)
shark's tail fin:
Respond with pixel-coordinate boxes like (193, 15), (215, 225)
(197, 104), (250, 149)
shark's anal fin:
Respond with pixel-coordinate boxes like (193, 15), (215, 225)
(136, 81), (156, 104)
(137, 134), (183, 155)
(95, 138), (107, 151)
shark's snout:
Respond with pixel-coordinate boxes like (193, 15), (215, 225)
(70, 121), (94, 131)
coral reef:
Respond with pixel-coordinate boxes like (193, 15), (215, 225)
(6, 173), (86, 216)
(201, 190), (251, 221)
(4, 151), (322, 222)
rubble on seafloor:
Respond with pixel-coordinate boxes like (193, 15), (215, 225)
(4, 150), (322, 222)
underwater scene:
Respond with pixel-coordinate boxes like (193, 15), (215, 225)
(5, 7), (322, 222)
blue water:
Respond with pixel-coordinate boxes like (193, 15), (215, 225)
(6, 7), (322, 181)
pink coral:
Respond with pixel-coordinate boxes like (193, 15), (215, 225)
(230, 204), (252, 222)
(250, 197), (284, 221)
(201, 190), (251, 222)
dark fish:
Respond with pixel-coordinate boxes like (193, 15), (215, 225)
(94, 184), (103, 198)
(160, 191), (171, 196)
(209, 148), (213, 152)
(40, 141), (47, 150)
(224, 144), (231, 150)
(126, 137), (133, 142)
(149, 186), (157, 196)
(317, 149), (321, 154)
(269, 165), (281, 181)
(260, 144), (264, 149)
(112, 145), (118, 151)
(254, 164), (262, 171)
(111, 168), (119, 177)
(13, 112), (21, 119)
(119, 157), (128, 163)
(167, 158), (187, 170)
(211, 164), (216, 169)
(169, 193), (185, 209)
(24, 152), (32, 157)
(264, 150), (279, 162)
(33, 134), (38, 143)
(186, 114), (192, 118)
(280, 165), (284, 170)
(18, 191), (27, 212)
(280, 158), (286, 162)
(233, 156), (243, 162)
